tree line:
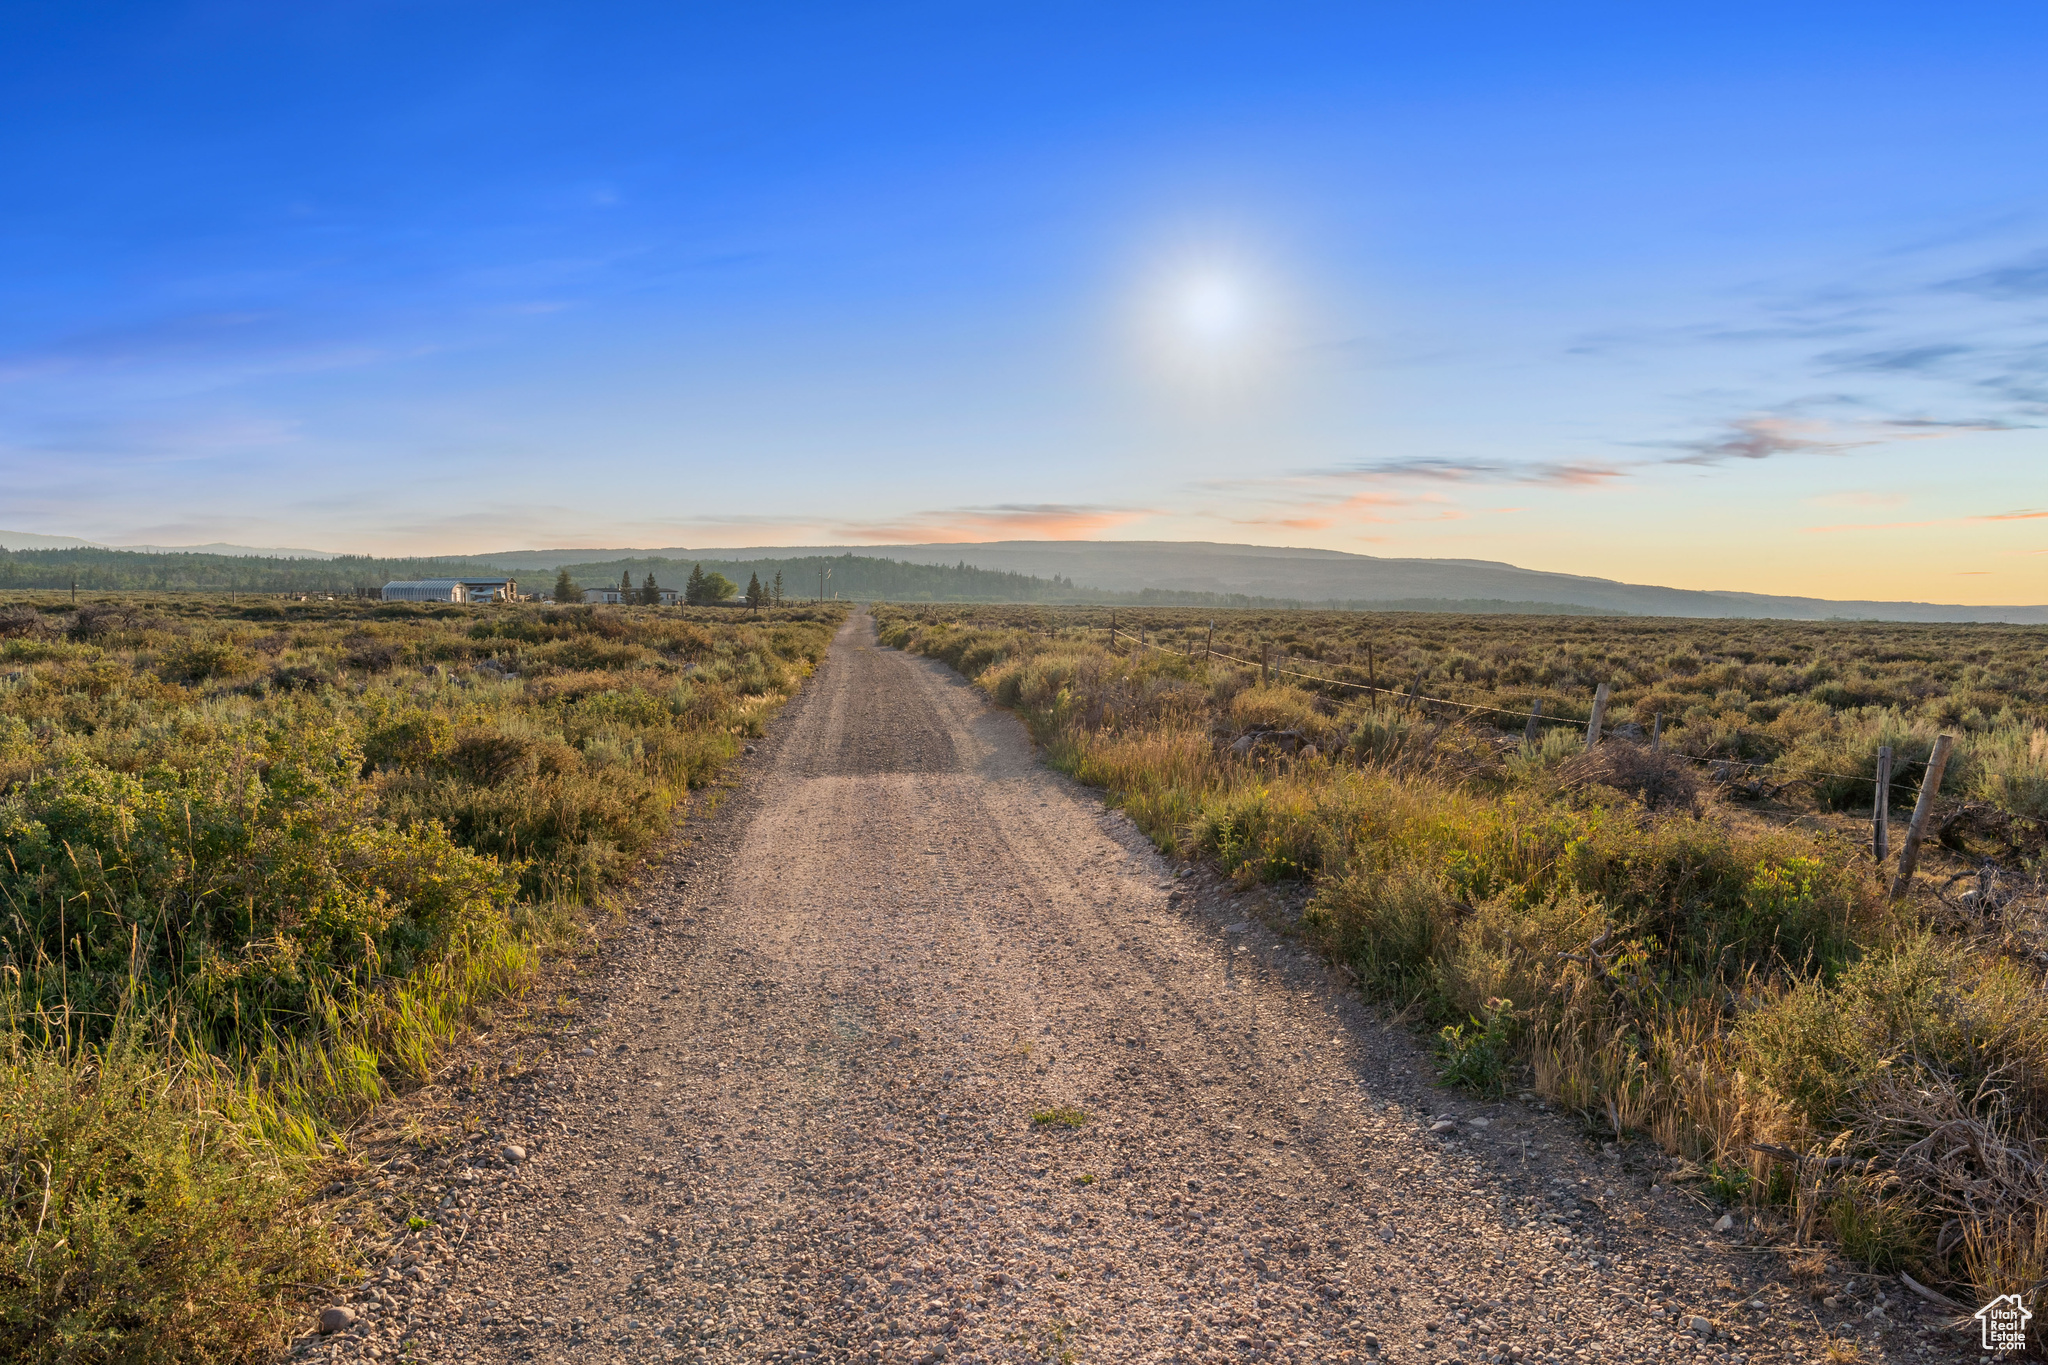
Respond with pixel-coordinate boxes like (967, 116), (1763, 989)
(549, 564), (787, 608)
(0, 545), (1619, 615)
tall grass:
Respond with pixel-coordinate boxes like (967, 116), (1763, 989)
(878, 605), (2048, 1327)
(0, 595), (838, 1362)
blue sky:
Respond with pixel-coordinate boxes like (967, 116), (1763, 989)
(3, 2), (2046, 600)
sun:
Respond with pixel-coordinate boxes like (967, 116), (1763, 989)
(1130, 252), (1287, 398)
(1176, 272), (1248, 348)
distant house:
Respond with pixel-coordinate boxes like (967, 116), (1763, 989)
(450, 577), (518, 602)
(382, 579), (470, 602)
(584, 587), (680, 605)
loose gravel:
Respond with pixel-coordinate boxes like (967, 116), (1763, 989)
(296, 614), (1970, 1363)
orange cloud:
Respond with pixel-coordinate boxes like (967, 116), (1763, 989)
(834, 504), (1153, 543)
(1229, 515), (1337, 530)
(1806, 507), (2048, 533)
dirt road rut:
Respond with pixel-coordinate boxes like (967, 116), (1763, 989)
(346, 614), (1903, 1365)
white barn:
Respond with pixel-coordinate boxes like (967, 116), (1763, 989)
(382, 580), (470, 602)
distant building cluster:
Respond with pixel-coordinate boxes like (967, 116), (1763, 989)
(584, 586), (680, 605)
(380, 577), (518, 603)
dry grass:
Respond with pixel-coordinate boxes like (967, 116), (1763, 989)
(877, 603), (2048, 1332)
(0, 593), (840, 1363)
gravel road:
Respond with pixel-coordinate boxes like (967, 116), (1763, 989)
(307, 613), (1955, 1364)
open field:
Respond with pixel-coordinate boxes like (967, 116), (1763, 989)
(0, 592), (839, 1363)
(876, 603), (2048, 1333)
(291, 613), (1878, 1365)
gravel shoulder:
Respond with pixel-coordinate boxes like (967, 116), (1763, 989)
(300, 613), (1968, 1364)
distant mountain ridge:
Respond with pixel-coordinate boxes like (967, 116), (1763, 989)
(483, 539), (2048, 624)
(7, 531), (2042, 622)
(0, 529), (338, 559)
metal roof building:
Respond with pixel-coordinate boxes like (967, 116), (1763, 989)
(382, 579), (470, 602)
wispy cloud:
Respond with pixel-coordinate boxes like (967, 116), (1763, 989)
(1661, 417), (1849, 465)
(1801, 507), (2048, 534)
(832, 504), (1154, 543)
(1819, 343), (1975, 374)
(1660, 414), (2021, 466)
(1940, 251), (2048, 301)
(1326, 457), (1626, 487)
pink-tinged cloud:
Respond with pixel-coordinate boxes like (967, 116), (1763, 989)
(1666, 417), (1849, 465)
(1804, 506), (2048, 533)
(1331, 457), (1625, 487)
(835, 503), (1153, 543)
(1230, 515), (1338, 530)
(1227, 489), (1431, 529)
(1668, 415), (2021, 467)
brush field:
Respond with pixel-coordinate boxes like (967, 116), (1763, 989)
(0, 593), (837, 1363)
(877, 603), (2048, 1332)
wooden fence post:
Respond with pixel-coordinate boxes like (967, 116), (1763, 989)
(1889, 735), (1953, 898)
(1367, 643), (1376, 694)
(1524, 700), (1543, 745)
(1651, 713), (1663, 751)
(1584, 683), (1611, 754)
(1206, 621), (1214, 659)
(1872, 744), (1892, 863)
(1261, 644), (1269, 686)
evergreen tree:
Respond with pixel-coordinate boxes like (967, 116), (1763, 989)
(771, 570), (784, 606)
(685, 563), (707, 604)
(553, 568), (579, 604)
(620, 570), (632, 599)
(745, 571), (764, 612)
(641, 572), (660, 605)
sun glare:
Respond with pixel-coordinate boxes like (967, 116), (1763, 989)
(1177, 273), (1246, 346)
(1129, 248), (1289, 400)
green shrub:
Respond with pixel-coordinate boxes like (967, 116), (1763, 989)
(1435, 997), (1518, 1095)
(0, 595), (839, 1361)
(0, 1021), (340, 1365)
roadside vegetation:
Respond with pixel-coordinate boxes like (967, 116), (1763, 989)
(877, 603), (2048, 1328)
(0, 592), (838, 1363)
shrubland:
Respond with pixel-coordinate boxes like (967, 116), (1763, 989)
(877, 603), (2048, 1324)
(0, 593), (837, 1363)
